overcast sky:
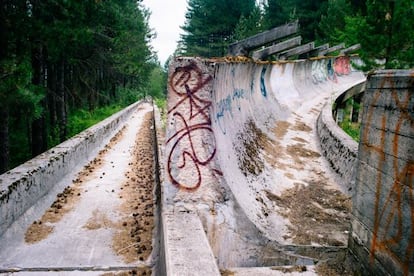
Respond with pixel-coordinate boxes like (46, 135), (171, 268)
(142, 0), (188, 65)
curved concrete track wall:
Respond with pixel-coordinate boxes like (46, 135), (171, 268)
(0, 101), (142, 237)
(316, 81), (365, 194)
(211, 57), (365, 242)
(165, 56), (366, 273)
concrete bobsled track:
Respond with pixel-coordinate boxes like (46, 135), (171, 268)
(0, 101), (163, 275)
(164, 56), (366, 274)
(0, 55), (411, 275)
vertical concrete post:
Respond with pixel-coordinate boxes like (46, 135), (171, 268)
(165, 57), (223, 203)
(350, 70), (414, 275)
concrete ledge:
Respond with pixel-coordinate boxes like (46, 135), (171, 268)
(152, 105), (167, 275)
(223, 266), (316, 275)
(316, 81), (365, 194)
(0, 101), (143, 237)
(163, 209), (220, 276)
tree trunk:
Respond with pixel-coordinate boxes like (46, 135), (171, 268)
(57, 58), (67, 142)
(0, 109), (10, 173)
(0, 3), (10, 173)
(31, 43), (47, 157)
(47, 62), (57, 130)
(0, 2), (8, 60)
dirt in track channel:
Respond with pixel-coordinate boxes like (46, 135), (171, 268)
(0, 103), (157, 276)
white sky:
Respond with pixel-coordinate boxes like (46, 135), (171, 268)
(142, 0), (188, 65)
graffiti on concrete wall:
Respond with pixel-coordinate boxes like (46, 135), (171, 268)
(362, 89), (414, 275)
(334, 56), (351, 75)
(260, 67), (268, 97)
(311, 59), (328, 83)
(311, 57), (351, 84)
(215, 88), (249, 135)
(215, 66), (269, 135)
(166, 61), (221, 191)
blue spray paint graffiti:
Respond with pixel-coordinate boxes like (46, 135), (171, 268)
(215, 88), (248, 134)
(215, 65), (269, 135)
(260, 67), (267, 97)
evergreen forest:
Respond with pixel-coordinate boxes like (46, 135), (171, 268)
(1, 0), (413, 173)
(0, 0), (166, 173)
(179, 0), (414, 69)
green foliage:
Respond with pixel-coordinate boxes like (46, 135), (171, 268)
(335, 0), (414, 70)
(265, 0), (328, 42)
(1, 0), (156, 171)
(338, 97), (361, 142)
(9, 117), (31, 169)
(67, 105), (123, 138)
(263, 0), (289, 29)
(339, 121), (360, 142)
(154, 98), (167, 110)
(116, 87), (145, 106)
(147, 66), (167, 99)
(180, 0), (256, 57)
(318, 0), (353, 44)
(234, 5), (264, 40)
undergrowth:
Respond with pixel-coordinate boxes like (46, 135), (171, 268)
(67, 105), (123, 138)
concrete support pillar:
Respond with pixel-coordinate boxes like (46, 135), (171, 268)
(350, 70), (414, 275)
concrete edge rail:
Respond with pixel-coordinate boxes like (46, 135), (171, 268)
(0, 100), (144, 237)
(316, 80), (365, 194)
(155, 128), (221, 275)
(152, 105), (167, 275)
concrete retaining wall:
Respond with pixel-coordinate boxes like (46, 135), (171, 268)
(349, 70), (414, 276)
(316, 81), (365, 194)
(0, 101), (143, 237)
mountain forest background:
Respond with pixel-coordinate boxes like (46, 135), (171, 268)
(1, 0), (413, 173)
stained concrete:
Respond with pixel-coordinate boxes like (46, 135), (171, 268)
(0, 103), (157, 274)
(164, 56), (366, 274)
(0, 101), (142, 237)
(350, 70), (414, 276)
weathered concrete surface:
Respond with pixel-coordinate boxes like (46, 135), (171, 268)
(0, 102), (159, 274)
(0, 101), (142, 238)
(165, 56), (366, 273)
(223, 266), (317, 275)
(163, 58), (225, 275)
(316, 81), (365, 194)
(163, 210), (220, 275)
(211, 56), (364, 243)
(349, 70), (414, 276)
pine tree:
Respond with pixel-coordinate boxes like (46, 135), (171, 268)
(262, 0), (289, 29)
(234, 5), (264, 41)
(0, 0), (155, 171)
(181, 0), (256, 57)
(318, 0), (353, 44)
(262, 0), (329, 42)
(337, 0), (414, 69)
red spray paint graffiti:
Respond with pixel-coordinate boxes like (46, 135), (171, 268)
(334, 56), (351, 75)
(166, 61), (221, 191)
(362, 80), (414, 275)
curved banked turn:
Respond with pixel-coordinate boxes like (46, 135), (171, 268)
(1, 56), (411, 275)
(164, 56), (366, 274)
